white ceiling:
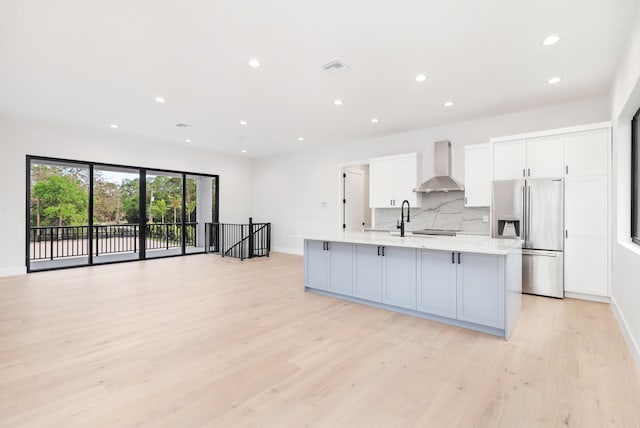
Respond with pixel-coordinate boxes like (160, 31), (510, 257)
(0, 0), (637, 157)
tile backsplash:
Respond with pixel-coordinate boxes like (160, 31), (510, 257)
(374, 191), (490, 235)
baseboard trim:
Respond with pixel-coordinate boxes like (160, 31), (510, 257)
(0, 266), (27, 278)
(271, 247), (303, 256)
(611, 296), (640, 373)
(564, 291), (610, 303)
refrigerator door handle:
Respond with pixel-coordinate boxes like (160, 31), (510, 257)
(522, 185), (527, 243)
(527, 184), (532, 246)
(522, 249), (558, 257)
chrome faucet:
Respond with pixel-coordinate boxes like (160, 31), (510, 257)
(397, 200), (411, 237)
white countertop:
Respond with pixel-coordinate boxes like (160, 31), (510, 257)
(297, 231), (522, 255)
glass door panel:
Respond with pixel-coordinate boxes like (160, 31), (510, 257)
(93, 166), (141, 264)
(145, 171), (183, 258)
(28, 159), (90, 271)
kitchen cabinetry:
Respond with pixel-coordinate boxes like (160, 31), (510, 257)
(464, 144), (491, 207)
(304, 240), (353, 296)
(456, 252), (504, 329)
(563, 128), (610, 297)
(492, 140), (526, 180)
(353, 244), (417, 310)
(526, 135), (564, 178)
(369, 153), (422, 208)
(417, 249), (457, 318)
(492, 136), (564, 180)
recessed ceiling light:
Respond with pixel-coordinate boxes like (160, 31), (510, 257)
(185, 139), (191, 143)
(547, 76), (562, 84)
(239, 120), (248, 126)
(248, 58), (261, 68)
(542, 35), (560, 46)
(241, 149), (247, 153)
(370, 118), (379, 123)
(415, 74), (427, 82)
(109, 124), (119, 128)
(154, 96), (166, 103)
(334, 99), (343, 106)
(298, 137), (305, 142)
(444, 101), (454, 107)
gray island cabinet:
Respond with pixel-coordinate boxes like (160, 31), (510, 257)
(302, 232), (522, 339)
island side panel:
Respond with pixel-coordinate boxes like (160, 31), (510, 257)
(504, 247), (523, 339)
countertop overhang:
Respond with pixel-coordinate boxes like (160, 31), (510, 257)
(297, 231), (522, 255)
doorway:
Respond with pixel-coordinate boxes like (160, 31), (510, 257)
(342, 165), (371, 231)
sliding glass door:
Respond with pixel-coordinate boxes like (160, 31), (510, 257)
(26, 156), (218, 272)
(28, 159), (90, 271)
(92, 166), (141, 264)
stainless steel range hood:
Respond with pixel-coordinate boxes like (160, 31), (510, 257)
(413, 140), (464, 193)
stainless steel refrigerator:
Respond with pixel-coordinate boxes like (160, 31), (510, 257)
(492, 178), (564, 298)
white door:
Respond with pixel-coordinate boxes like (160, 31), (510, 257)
(344, 169), (366, 230)
(564, 129), (609, 177)
(526, 136), (564, 178)
(493, 140), (527, 180)
(464, 144), (491, 207)
(369, 158), (394, 208)
(564, 176), (608, 296)
(392, 155), (421, 207)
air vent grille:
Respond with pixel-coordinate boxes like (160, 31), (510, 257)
(176, 123), (191, 128)
(322, 59), (350, 72)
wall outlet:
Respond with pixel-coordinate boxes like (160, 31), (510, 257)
(321, 201), (327, 208)
(483, 215), (489, 223)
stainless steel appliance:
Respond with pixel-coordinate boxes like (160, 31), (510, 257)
(492, 178), (564, 298)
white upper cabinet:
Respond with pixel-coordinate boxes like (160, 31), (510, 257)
(369, 153), (422, 208)
(526, 135), (565, 178)
(564, 129), (609, 177)
(492, 140), (526, 181)
(464, 144), (491, 207)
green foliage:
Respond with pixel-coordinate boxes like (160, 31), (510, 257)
(32, 175), (88, 226)
(150, 199), (167, 223)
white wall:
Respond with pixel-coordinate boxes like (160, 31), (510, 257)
(609, 5), (640, 370)
(0, 114), (254, 276)
(253, 97), (609, 254)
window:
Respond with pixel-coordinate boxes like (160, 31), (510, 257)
(633, 107), (640, 245)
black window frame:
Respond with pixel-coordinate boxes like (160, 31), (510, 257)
(26, 155), (220, 272)
(633, 107), (640, 245)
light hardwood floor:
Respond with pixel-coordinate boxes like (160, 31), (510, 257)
(0, 253), (639, 427)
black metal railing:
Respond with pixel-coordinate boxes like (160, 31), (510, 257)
(205, 218), (270, 260)
(29, 222), (198, 261)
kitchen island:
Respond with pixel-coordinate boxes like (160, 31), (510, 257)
(300, 232), (522, 339)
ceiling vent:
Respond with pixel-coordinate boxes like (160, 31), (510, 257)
(175, 123), (191, 128)
(322, 59), (350, 72)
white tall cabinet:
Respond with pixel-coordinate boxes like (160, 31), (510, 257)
(490, 123), (611, 299)
(464, 144), (491, 207)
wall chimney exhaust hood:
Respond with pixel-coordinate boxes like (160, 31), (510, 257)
(413, 140), (465, 193)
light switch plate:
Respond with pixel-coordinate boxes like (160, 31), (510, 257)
(483, 215), (489, 223)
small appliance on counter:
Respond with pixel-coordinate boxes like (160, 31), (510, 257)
(492, 178), (564, 298)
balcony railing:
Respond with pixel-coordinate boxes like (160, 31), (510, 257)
(205, 218), (271, 260)
(29, 223), (198, 261)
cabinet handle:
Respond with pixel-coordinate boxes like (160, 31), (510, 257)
(377, 246), (381, 256)
(528, 168), (531, 177)
(457, 252), (461, 264)
(323, 242), (327, 250)
(381, 246), (385, 257)
(522, 168), (525, 177)
(565, 230), (568, 239)
(566, 165), (569, 175)
(326, 242), (330, 251)
(451, 252), (455, 264)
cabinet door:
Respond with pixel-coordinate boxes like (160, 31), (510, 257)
(565, 177), (608, 296)
(382, 246), (417, 310)
(392, 155), (422, 207)
(464, 144), (491, 207)
(305, 240), (327, 290)
(493, 140), (526, 181)
(564, 129), (609, 177)
(369, 158), (394, 208)
(353, 244), (382, 302)
(417, 250), (457, 318)
(328, 242), (353, 296)
(526, 136), (564, 178)
(456, 253), (505, 329)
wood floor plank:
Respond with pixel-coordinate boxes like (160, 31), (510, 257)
(0, 253), (638, 427)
